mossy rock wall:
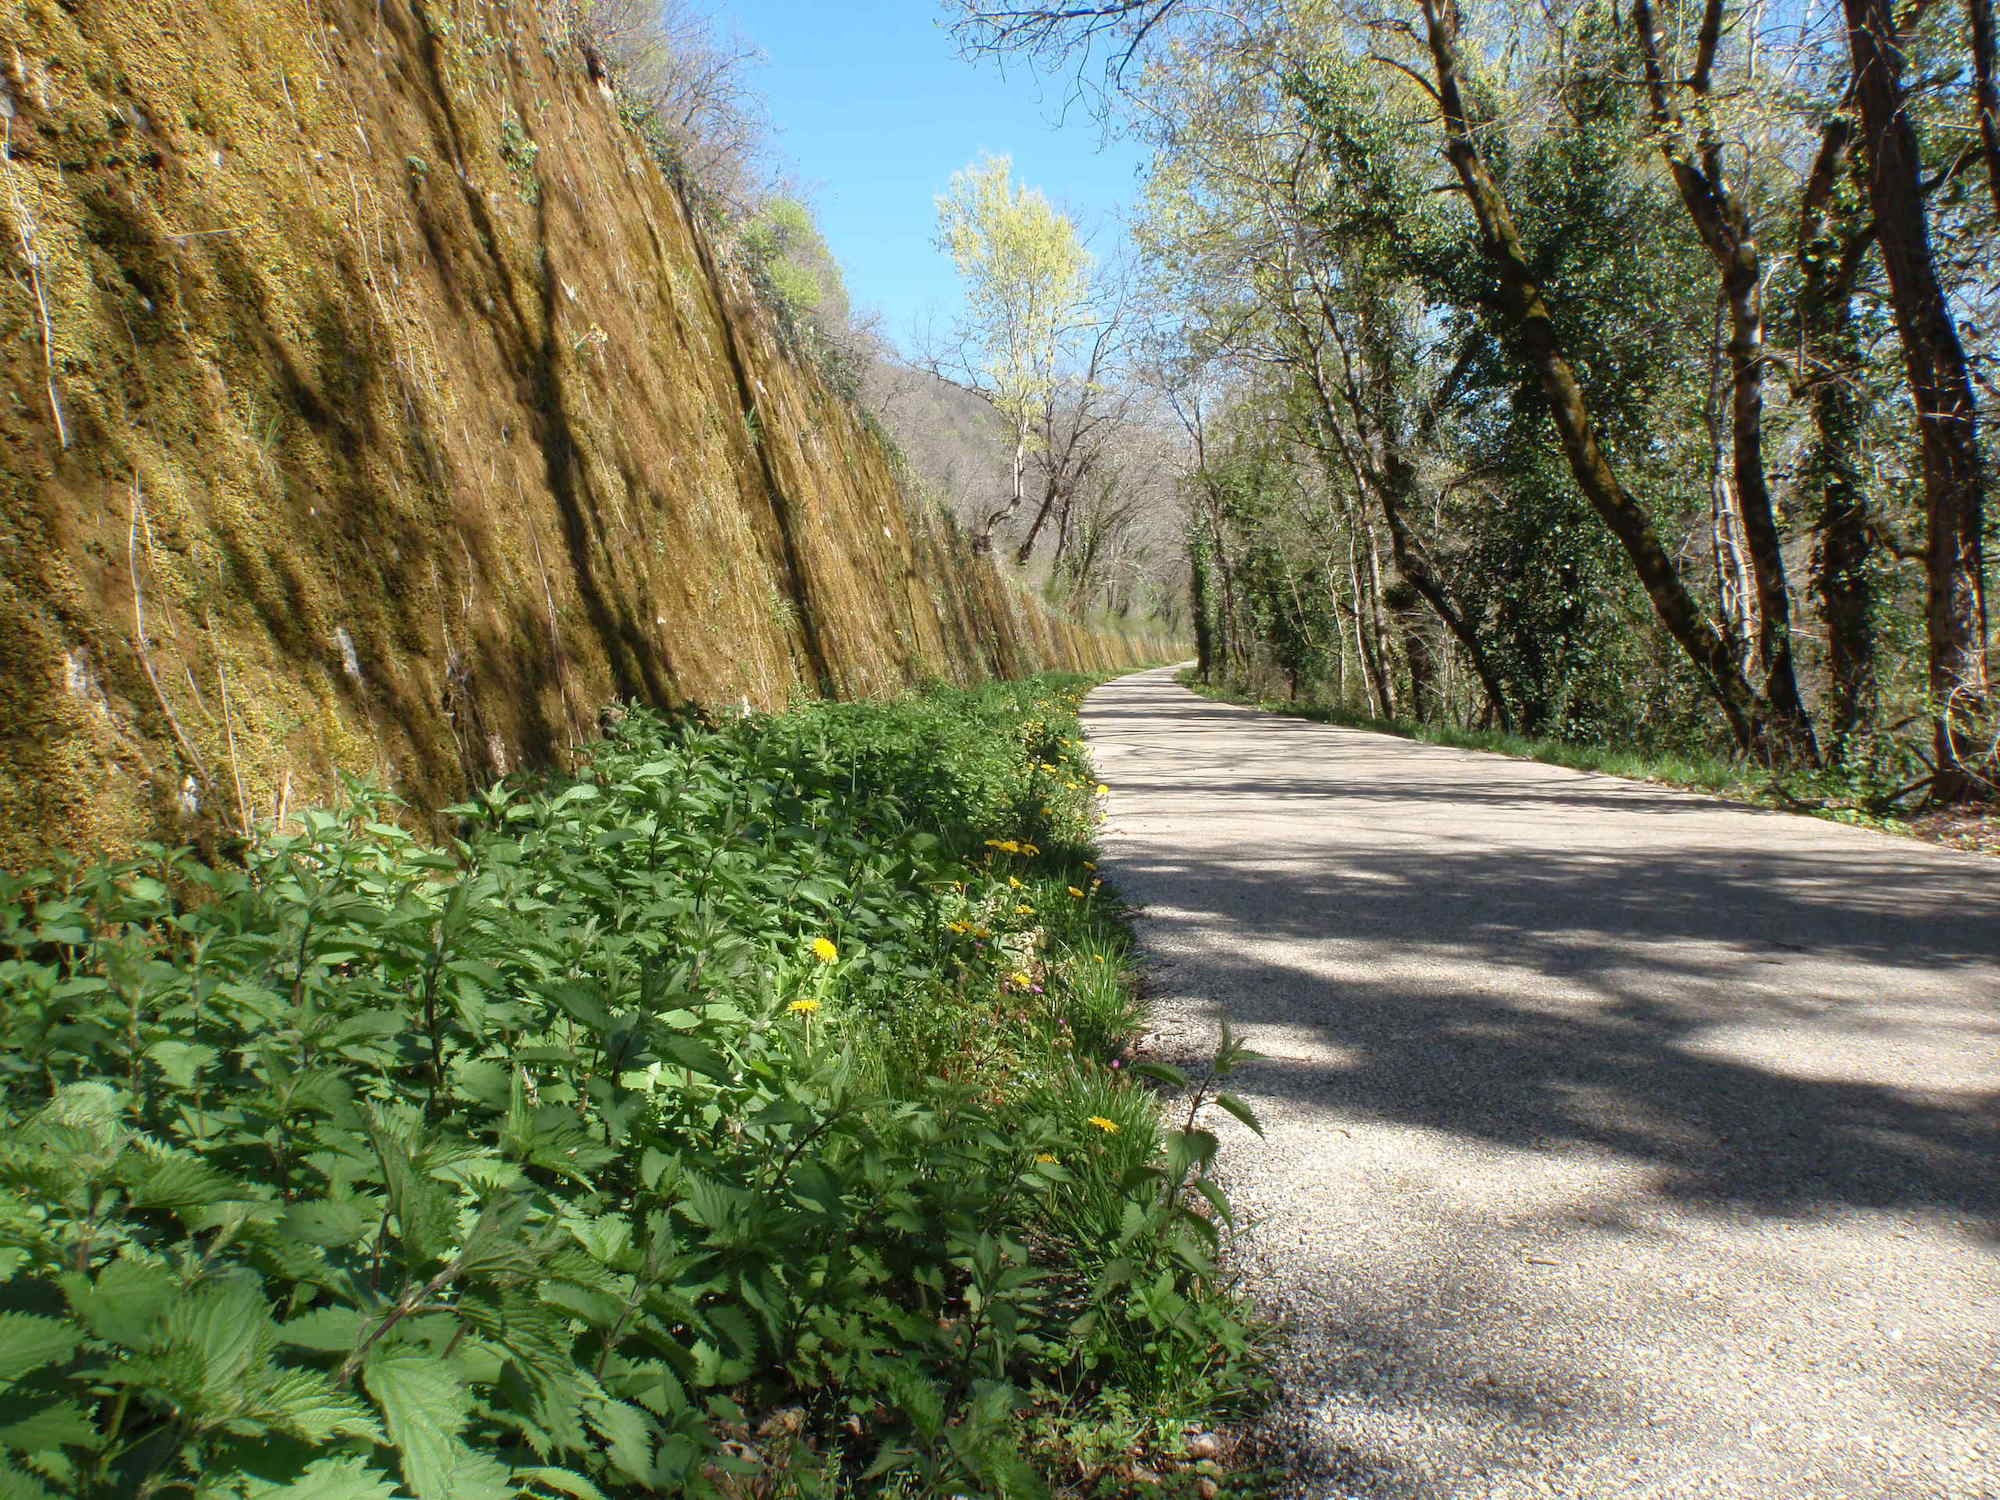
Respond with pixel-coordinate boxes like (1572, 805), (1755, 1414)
(0, 0), (1173, 863)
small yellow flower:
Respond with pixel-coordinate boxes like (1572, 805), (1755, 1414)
(1015, 904), (1035, 915)
(1021, 842), (1041, 856)
(948, 920), (970, 933)
(1086, 1115), (1120, 1134)
(1008, 875), (1024, 889)
(1008, 970), (1034, 989)
(1038, 806), (1052, 815)
(1067, 886), (1086, 899)
(1035, 1152), (1058, 1164)
(788, 998), (822, 1014)
(1083, 861), (1097, 871)
(1095, 784), (1109, 796)
(809, 937), (839, 964)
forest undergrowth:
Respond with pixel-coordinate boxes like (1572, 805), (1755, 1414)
(0, 675), (1268, 1499)
(1176, 671), (2000, 849)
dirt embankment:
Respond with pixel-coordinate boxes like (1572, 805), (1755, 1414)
(0, 0), (1170, 863)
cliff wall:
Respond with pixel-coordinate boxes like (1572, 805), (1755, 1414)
(0, 0), (1168, 862)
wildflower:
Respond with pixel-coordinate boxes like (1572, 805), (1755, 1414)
(1008, 971), (1033, 989)
(1008, 875), (1024, 889)
(1021, 842), (1040, 856)
(1067, 886), (1086, 899)
(1038, 806), (1052, 816)
(948, 920), (970, 934)
(809, 937), (839, 964)
(1095, 784), (1109, 796)
(1035, 1152), (1058, 1164)
(1015, 904), (1035, 915)
(788, 998), (822, 1015)
(1086, 1115), (1120, 1134)
(1083, 861), (1097, 871)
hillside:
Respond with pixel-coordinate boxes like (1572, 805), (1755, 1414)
(0, 0), (1170, 864)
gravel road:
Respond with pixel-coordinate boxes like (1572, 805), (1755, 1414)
(1081, 667), (2000, 1500)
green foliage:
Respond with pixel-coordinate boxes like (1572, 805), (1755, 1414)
(0, 679), (1261, 1497)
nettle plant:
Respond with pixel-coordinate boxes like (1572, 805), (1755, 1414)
(0, 679), (1259, 1499)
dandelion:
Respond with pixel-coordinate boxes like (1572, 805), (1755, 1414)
(1035, 1152), (1058, 1164)
(1067, 886), (1086, 899)
(1007, 875), (1023, 889)
(1021, 842), (1040, 856)
(809, 937), (839, 964)
(1086, 1115), (1120, 1134)
(1015, 904), (1035, 915)
(1095, 784), (1109, 796)
(1008, 971), (1034, 989)
(788, 998), (822, 1014)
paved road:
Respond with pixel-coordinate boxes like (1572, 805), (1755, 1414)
(1081, 667), (2000, 1500)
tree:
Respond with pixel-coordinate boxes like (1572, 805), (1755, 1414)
(1842, 0), (1992, 798)
(933, 155), (1093, 552)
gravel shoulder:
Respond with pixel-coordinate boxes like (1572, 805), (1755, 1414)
(1082, 667), (2000, 1500)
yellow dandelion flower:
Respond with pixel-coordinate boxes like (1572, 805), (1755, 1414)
(1022, 842), (1041, 856)
(809, 937), (839, 964)
(1008, 875), (1023, 889)
(1095, 784), (1110, 796)
(1086, 1115), (1120, 1134)
(788, 998), (822, 1014)
(1036, 1152), (1058, 1164)
(1008, 970), (1033, 989)
(1015, 904), (1035, 915)
(1067, 886), (1086, 899)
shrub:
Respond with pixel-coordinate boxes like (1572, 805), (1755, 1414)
(0, 678), (1261, 1497)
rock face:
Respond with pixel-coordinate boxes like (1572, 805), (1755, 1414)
(0, 0), (1169, 862)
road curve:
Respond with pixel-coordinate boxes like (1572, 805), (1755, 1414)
(1081, 666), (2000, 1500)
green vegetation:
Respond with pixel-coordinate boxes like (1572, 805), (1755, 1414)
(950, 0), (1996, 806)
(1179, 671), (1917, 835)
(0, 677), (1263, 1498)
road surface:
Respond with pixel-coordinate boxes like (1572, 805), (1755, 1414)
(1081, 666), (2000, 1500)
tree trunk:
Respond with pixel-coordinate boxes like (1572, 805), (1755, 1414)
(974, 426), (1030, 554)
(1797, 114), (1877, 759)
(1971, 0), (2000, 218)
(1348, 528), (1392, 718)
(1416, 0), (1776, 760)
(1631, 0), (1816, 761)
(1190, 527), (1216, 681)
(1377, 455), (1514, 731)
(1843, 0), (1992, 798)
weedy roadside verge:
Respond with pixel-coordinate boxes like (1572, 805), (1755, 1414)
(0, 675), (1267, 1498)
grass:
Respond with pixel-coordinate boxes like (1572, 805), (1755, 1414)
(0, 674), (1269, 1499)
(1177, 671), (1931, 838)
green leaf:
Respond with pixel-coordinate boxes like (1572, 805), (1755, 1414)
(61, 1259), (175, 1350)
(235, 1454), (402, 1499)
(0, 1457), (57, 1500)
(280, 1200), (373, 1249)
(363, 1344), (511, 1500)
(0, 1392), (95, 1453)
(1214, 1092), (1264, 1137)
(277, 1306), (365, 1354)
(513, 1466), (609, 1500)
(252, 1368), (385, 1444)
(586, 1397), (657, 1485)
(0, 1316), (79, 1384)
(1130, 1061), (1189, 1089)
(145, 1039), (219, 1088)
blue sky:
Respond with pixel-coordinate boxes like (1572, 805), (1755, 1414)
(715, 1), (1147, 354)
